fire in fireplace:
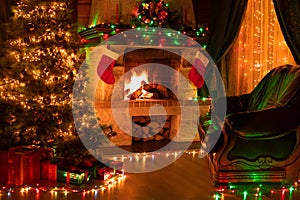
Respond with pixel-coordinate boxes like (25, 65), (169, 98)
(124, 67), (176, 100)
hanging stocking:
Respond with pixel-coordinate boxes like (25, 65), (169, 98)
(97, 46), (119, 84)
(188, 50), (209, 88)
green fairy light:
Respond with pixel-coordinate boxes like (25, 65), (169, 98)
(243, 191), (248, 200)
(203, 44), (207, 49)
(173, 40), (179, 45)
(199, 27), (204, 32)
(196, 31), (200, 36)
(150, 20), (154, 25)
(213, 193), (220, 200)
(165, 3), (169, 6)
(166, 32), (172, 37)
(110, 24), (115, 29)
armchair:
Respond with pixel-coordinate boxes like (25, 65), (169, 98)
(200, 64), (300, 184)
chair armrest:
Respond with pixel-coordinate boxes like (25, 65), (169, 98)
(226, 106), (300, 138)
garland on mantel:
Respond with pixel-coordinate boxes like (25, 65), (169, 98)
(79, 23), (209, 48)
(79, 0), (208, 47)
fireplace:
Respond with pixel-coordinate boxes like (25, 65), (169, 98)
(94, 48), (210, 146)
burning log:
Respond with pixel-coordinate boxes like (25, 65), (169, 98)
(127, 82), (173, 100)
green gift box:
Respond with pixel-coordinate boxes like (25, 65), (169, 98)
(57, 169), (90, 185)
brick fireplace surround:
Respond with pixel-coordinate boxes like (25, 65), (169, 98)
(93, 48), (210, 147)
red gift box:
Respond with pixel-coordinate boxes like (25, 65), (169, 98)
(0, 150), (9, 185)
(41, 162), (57, 181)
(8, 148), (41, 186)
(97, 167), (113, 181)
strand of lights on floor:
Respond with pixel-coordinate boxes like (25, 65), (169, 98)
(0, 150), (196, 197)
(213, 182), (299, 200)
(0, 173), (126, 197)
(1, 150), (299, 199)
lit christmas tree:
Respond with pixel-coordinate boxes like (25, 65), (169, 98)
(0, 0), (103, 163)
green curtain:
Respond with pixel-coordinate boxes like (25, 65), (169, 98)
(195, 0), (248, 97)
(273, 0), (300, 64)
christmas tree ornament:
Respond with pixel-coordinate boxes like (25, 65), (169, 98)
(7, 113), (17, 124)
(45, 24), (51, 32)
(57, 114), (63, 125)
(62, 85), (70, 94)
(43, 95), (51, 105)
(27, 22), (35, 31)
(43, 67), (50, 75)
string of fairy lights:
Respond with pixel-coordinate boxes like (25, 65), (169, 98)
(1, 1), (78, 109)
(233, 0), (296, 94)
(0, 150), (299, 199)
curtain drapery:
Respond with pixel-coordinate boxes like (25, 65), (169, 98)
(231, 0), (296, 94)
(197, 0), (248, 97)
(273, 0), (300, 64)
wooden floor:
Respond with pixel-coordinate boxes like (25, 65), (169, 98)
(1, 142), (300, 200)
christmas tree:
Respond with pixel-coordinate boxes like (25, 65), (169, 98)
(0, 0), (103, 163)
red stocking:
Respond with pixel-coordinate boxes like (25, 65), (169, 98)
(97, 46), (119, 84)
(188, 51), (209, 88)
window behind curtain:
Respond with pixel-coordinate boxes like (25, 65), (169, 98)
(230, 0), (296, 94)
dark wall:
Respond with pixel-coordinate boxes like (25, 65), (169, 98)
(0, 0), (14, 42)
(192, 0), (212, 26)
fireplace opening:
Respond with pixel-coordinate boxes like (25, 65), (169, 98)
(124, 49), (181, 145)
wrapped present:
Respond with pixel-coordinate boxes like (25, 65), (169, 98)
(57, 169), (90, 185)
(77, 159), (104, 180)
(101, 160), (124, 173)
(41, 162), (57, 181)
(0, 150), (9, 185)
(97, 167), (113, 181)
(8, 148), (41, 186)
